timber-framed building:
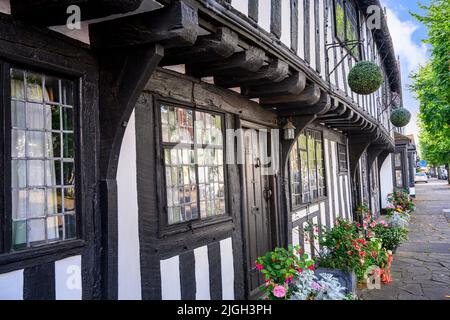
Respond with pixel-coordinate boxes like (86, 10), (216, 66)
(0, 0), (412, 300)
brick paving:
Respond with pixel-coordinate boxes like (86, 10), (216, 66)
(359, 179), (450, 300)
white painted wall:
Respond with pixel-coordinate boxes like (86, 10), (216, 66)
(380, 154), (394, 208)
(0, 270), (23, 300)
(55, 255), (82, 300)
(280, 0), (291, 48)
(194, 246), (211, 300)
(258, 0), (271, 33)
(231, 0), (248, 16)
(160, 256), (181, 300)
(117, 110), (142, 300)
(220, 238), (235, 300)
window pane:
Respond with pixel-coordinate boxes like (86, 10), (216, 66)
(161, 105), (193, 143)
(28, 218), (46, 245)
(11, 129), (26, 158)
(12, 221), (27, 249)
(11, 69), (25, 99)
(11, 101), (26, 128)
(47, 216), (63, 241)
(27, 131), (44, 158)
(45, 132), (61, 158)
(12, 190), (27, 220)
(26, 103), (44, 129)
(62, 107), (74, 131)
(27, 160), (45, 186)
(335, 0), (346, 40)
(44, 76), (60, 103)
(47, 188), (63, 215)
(63, 162), (75, 185)
(65, 214), (77, 239)
(63, 133), (74, 158)
(44, 105), (61, 130)
(12, 160), (26, 188)
(61, 80), (74, 106)
(64, 187), (76, 212)
(28, 189), (45, 218)
(46, 160), (62, 186)
(26, 73), (43, 102)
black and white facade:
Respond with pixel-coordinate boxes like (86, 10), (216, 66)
(0, 0), (405, 300)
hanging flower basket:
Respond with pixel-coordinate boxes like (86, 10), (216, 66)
(347, 61), (383, 95)
(390, 108), (411, 127)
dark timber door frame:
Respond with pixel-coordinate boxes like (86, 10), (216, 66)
(240, 120), (277, 299)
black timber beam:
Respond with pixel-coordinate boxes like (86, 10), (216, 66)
(160, 27), (239, 66)
(185, 46), (266, 78)
(10, 0), (144, 26)
(259, 83), (321, 108)
(277, 90), (331, 117)
(89, 0), (198, 49)
(317, 104), (346, 118)
(241, 71), (306, 98)
(215, 58), (289, 88)
(98, 44), (164, 299)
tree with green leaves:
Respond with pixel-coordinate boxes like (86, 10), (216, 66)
(410, 0), (450, 183)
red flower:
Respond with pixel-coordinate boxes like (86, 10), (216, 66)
(347, 251), (353, 256)
(371, 251), (378, 259)
(255, 262), (264, 271)
(308, 265), (315, 271)
(359, 251), (366, 258)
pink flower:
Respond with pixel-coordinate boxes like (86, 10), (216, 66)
(255, 263), (263, 271)
(272, 285), (286, 298)
(285, 275), (294, 283)
(380, 221), (388, 227)
(311, 281), (322, 291)
(370, 221), (377, 228)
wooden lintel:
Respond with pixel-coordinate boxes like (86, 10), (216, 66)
(186, 46), (266, 78)
(10, 0), (144, 26)
(89, 1), (198, 49)
(161, 27), (239, 66)
(215, 58), (289, 88)
(241, 71), (306, 98)
(259, 83), (321, 107)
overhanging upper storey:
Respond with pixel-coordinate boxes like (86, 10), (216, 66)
(7, 0), (400, 147)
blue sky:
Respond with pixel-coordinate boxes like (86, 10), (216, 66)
(381, 0), (431, 143)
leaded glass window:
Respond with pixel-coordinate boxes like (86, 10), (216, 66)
(10, 68), (76, 250)
(161, 104), (226, 225)
(334, 0), (361, 57)
(289, 129), (326, 208)
(338, 143), (348, 172)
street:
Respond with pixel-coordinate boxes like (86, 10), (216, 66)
(359, 179), (450, 300)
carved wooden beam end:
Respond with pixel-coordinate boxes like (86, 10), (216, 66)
(161, 27), (239, 66)
(186, 46), (266, 78)
(89, 1), (198, 49)
(241, 71), (306, 99)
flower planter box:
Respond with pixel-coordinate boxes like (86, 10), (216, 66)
(315, 268), (357, 296)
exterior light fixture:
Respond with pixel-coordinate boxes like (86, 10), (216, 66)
(283, 119), (296, 140)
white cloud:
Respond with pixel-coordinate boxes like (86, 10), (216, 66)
(384, 7), (428, 73)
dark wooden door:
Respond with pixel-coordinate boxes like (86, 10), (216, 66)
(242, 126), (273, 298)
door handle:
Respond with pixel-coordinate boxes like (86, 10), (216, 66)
(255, 158), (261, 168)
(263, 188), (272, 201)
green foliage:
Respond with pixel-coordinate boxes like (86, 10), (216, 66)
(410, 1), (450, 168)
(348, 61), (383, 95)
(372, 225), (408, 251)
(390, 108), (412, 128)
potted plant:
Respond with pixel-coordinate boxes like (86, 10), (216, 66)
(347, 61), (383, 95)
(390, 107), (412, 127)
(255, 245), (314, 300)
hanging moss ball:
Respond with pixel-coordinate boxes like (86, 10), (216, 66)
(390, 108), (412, 127)
(347, 61), (383, 95)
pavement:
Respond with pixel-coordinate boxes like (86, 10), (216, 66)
(359, 179), (450, 300)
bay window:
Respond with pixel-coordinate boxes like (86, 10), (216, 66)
(160, 103), (226, 226)
(289, 129), (326, 208)
(9, 67), (77, 250)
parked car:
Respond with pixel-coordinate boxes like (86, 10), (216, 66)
(415, 172), (428, 183)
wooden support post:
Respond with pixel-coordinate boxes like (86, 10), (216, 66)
(242, 71), (306, 98)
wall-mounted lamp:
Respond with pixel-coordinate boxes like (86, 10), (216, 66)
(283, 119), (296, 140)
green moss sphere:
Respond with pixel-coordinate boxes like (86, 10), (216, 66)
(390, 108), (412, 128)
(347, 61), (383, 95)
